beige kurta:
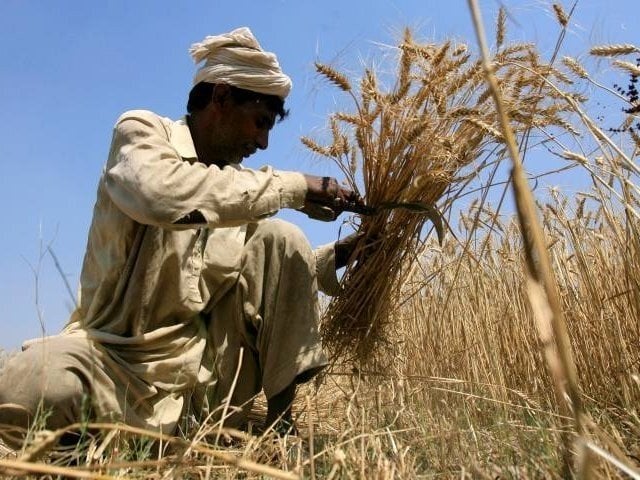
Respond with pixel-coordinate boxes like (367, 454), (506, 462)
(13, 110), (338, 435)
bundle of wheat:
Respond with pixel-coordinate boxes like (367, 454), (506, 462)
(303, 23), (580, 364)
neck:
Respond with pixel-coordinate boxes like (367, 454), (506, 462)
(187, 114), (228, 168)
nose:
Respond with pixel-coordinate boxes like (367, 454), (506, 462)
(256, 129), (269, 150)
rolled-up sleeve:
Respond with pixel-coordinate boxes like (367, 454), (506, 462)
(103, 111), (307, 229)
(314, 242), (341, 296)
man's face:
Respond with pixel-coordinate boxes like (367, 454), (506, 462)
(209, 98), (277, 165)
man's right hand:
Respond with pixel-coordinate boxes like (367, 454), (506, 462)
(300, 175), (363, 221)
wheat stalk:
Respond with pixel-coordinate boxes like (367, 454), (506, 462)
(314, 62), (352, 92)
(561, 150), (588, 164)
(612, 60), (640, 77)
(562, 56), (589, 79)
(304, 22), (580, 365)
(552, 4), (569, 27)
(590, 44), (640, 57)
(496, 7), (506, 49)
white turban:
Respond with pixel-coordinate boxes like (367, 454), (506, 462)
(190, 27), (292, 100)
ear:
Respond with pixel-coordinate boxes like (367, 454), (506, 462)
(211, 84), (232, 107)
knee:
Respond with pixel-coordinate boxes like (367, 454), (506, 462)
(40, 368), (87, 422)
(253, 219), (310, 253)
(0, 346), (86, 430)
(0, 366), (85, 448)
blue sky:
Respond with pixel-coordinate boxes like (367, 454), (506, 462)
(0, 1), (637, 350)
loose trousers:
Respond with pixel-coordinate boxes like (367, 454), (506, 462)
(0, 219), (328, 447)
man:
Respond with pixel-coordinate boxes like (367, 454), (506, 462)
(0, 27), (360, 447)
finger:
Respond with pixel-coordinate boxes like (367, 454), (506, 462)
(337, 187), (354, 202)
(351, 191), (365, 206)
(303, 201), (339, 222)
(332, 197), (345, 211)
(322, 177), (339, 195)
(341, 188), (365, 206)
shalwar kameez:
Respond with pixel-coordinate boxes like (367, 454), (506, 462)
(0, 28), (338, 447)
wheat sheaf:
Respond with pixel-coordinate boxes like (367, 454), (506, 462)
(305, 24), (580, 365)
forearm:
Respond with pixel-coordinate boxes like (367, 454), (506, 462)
(314, 242), (341, 296)
(104, 112), (307, 229)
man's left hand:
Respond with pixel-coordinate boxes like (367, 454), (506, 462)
(334, 231), (367, 269)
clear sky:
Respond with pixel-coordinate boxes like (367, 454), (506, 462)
(0, 1), (637, 351)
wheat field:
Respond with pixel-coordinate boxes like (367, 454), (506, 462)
(1, 3), (639, 479)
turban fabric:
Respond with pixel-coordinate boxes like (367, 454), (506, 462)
(190, 27), (292, 99)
